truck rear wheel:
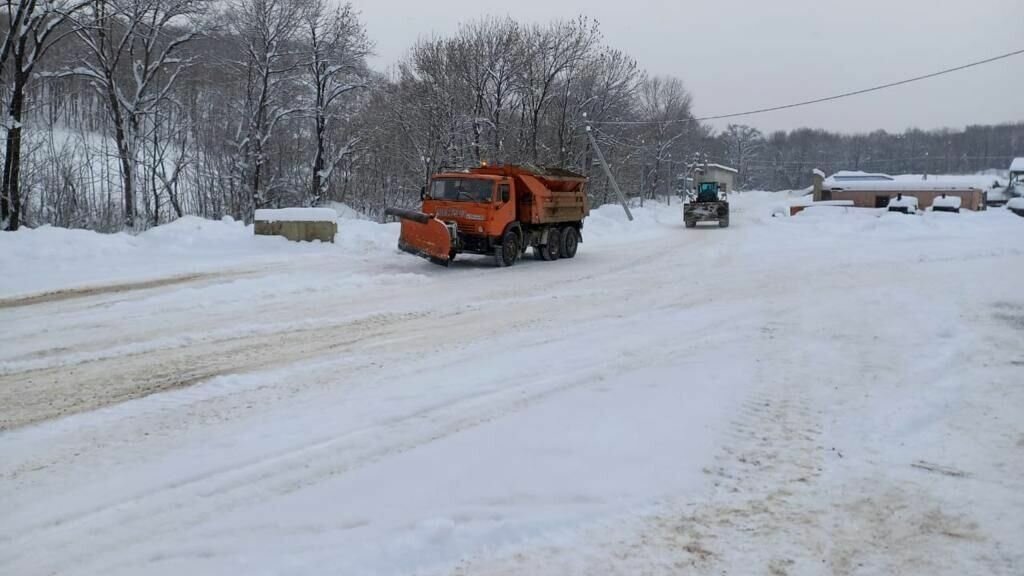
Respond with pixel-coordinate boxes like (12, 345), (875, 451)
(560, 226), (579, 258)
(494, 231), (518, 267)
(535, 227), (561, 261)
(546, 227), (561, 261)
(719, 218), (729, 228)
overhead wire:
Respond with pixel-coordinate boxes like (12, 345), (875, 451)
(587, 48), (1024, 126)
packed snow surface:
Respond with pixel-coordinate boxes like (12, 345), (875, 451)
(253, 208), (339, 222)
(1, 194), (1023, 576)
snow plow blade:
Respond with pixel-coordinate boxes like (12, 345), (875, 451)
(386, 207), (453, 267)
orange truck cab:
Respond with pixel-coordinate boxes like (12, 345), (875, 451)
(386, 165), (589, 267)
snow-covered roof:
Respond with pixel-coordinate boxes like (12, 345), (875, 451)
(893, 174), (1005, 188)
(826, 181), (979, 192)
(827, 170), (894, 182)
(254, 208), (338, 223)
(791, 199), (854, 208)
(1010, 158), (1024, 173)
(705, 163), (738, 174)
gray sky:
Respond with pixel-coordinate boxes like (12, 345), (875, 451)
(349, 0), (1024, 135)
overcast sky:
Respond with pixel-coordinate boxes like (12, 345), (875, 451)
(348, 0), (1023, 135)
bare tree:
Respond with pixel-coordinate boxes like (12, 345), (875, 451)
(299, 0), (368, 205)
(73, 0), (209, 228)
(721, 124), (763, 189)
(635, 75), (695, 199)
(228, 0), (305, 217)
(1, 0), (88, 230)
(516, 18), (599, 163)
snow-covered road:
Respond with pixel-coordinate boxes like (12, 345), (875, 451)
(2, 196), (1023, 575)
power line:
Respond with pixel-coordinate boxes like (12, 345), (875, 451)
(589, 48), (1024, 126)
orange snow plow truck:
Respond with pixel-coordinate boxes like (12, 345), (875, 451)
(385, 165), (590, 267)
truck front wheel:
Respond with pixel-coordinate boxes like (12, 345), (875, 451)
(494, 231), (519, 267)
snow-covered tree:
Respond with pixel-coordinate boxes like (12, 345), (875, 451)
(721, 124), (764, 190)
(227, 0), (305, 218)
(299, 0), (368, 206)
(1, 0), (89, 230)
(73, 0), (211, 228)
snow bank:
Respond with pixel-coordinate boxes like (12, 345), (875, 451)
(794, 205), (871, 219)
(326, 202), (369, 221)
(583, 202), (675, 245)
(336, 219), (400, 254)
(254, 208), (338, 222)
(0, 213), (402, 299)
(1007, 197), (1024, 211)
(791, 198), (854, 208)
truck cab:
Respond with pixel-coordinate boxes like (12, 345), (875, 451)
(423, 174), (517, 254)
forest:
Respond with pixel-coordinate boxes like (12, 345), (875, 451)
(1, 0), (1021, 231)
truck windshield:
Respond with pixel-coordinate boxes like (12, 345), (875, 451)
(430, 179), (494, 202)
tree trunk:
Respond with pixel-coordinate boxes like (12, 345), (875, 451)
(104, 79), (135, 228)
(311, 111), (325, 205)
(2, 72), (27, 231)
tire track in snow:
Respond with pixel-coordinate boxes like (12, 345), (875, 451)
(0, 223), (694, 432)
(0, 328), (697, 575)
(0, 309), (437, 430)
(0, 270), (254, 310)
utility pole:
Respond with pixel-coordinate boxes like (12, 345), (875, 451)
(584, 117), (633, 221)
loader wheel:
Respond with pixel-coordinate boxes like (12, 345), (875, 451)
(560, 226), (579, 258)
(494, 231), (518, 267)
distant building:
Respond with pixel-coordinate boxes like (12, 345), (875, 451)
(811, 170), (986, 211)
(697, 163), (738, 193)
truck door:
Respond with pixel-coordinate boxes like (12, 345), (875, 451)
(489, 179), (517, 237)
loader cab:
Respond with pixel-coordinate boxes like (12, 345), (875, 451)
(696, 182), (722, 203)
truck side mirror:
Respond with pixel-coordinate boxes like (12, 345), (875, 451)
(420, 186), (426, 200)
